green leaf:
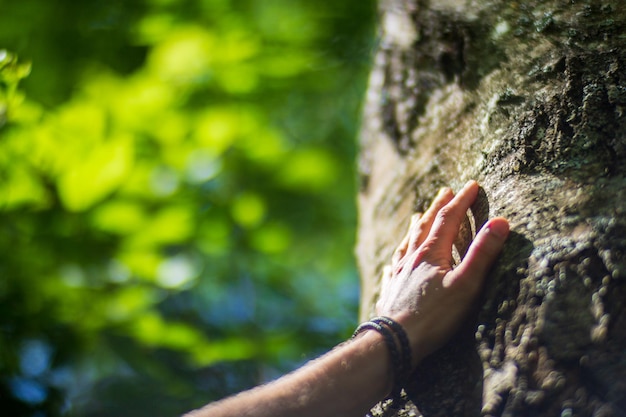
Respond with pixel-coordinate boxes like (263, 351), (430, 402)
(58, 136), (134, 211)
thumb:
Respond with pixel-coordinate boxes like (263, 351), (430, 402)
(452, 217), (510, 286)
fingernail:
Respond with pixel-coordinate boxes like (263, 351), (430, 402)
(464, 180), (478, 189)
(484, 219), (510, 239)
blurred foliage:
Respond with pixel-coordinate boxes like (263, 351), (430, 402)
(0, 0), (376, 416)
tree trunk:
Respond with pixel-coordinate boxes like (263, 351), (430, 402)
(356, 1), (626, 416)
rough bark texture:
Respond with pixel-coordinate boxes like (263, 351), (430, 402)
(357, 1), (626, 416)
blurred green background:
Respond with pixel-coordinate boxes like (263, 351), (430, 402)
(0, 0), (376, 415)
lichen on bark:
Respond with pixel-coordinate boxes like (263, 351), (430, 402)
(357, 1), (626, 416)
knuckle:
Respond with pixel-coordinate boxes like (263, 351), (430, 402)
(437, 205), (457, 220)
(409, 224), (428, 247)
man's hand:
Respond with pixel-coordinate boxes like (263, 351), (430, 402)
(376, 180), (510, 366)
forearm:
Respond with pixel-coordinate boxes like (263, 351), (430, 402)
(184, 331), (392, 417)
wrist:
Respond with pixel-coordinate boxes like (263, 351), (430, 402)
(352, 316), (413, 402)
(350, 329), (394, 397)
(388, 312), (427, 368)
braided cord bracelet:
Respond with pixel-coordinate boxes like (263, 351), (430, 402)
(352, 320), (402, 394)
(371, 316), (412, 384)
(351, 316), (412, 409)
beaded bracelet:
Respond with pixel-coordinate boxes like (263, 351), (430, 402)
(352, 316), (412, 407)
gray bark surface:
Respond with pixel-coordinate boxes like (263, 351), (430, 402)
(357, 1), (626, 416)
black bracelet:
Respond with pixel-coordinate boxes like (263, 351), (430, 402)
(352, 317), (412, 406)
(371, 316), (412, 385)
(352, 321), (402, 394)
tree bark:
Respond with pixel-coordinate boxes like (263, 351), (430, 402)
(356, 1), (626, 416)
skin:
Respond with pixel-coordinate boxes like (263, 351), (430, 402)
(184, 180), (510, 417)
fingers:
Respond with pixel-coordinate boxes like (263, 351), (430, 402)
(392, 187), (455, 264)
(411, 187), (454, 252)
(392, 213), (421, 265)
(448, 217), (509, 287)
(390, 181), (507, 284)
(425, 180), (480, 257)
